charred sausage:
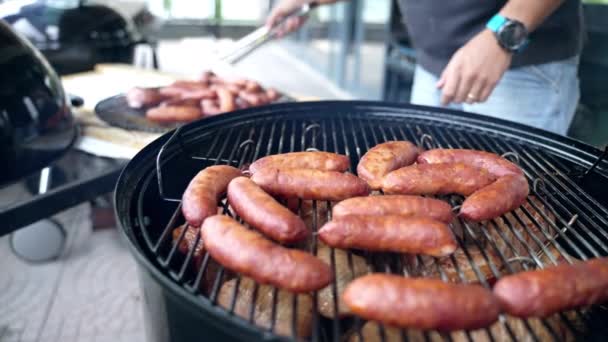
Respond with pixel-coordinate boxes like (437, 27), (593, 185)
(146, 106), (202, 123)
(332, 195), (454, 223)
(251, 168), (370, 201)
(202, 215), (332, 292)
(249, 151), (350, 174)
(181, 165), (242, 227)
(382, 163), (495, 196)
(343, 274), (500, 331)
(227, 177), (308, 243)
(460, 174), (529, 221)
(417, 149), (524, 178)
(493, 257), (608, 317)
(318, 215), (457, 256)
(357, 141), (420, 189)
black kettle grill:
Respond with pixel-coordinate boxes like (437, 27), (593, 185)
(1, 1), (142, 75)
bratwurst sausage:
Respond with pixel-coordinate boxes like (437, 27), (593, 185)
(181, 165), (242, 227)
(251, 168), (370, 201)
(343, 274), (500, 331)
(417, 149), (524, 178)
(202, 215), (332, 292)
(332, 195), (454, 223)
(318, 215), (457, 256)
(146, 105), (202, 123)
(493, 257), (608, 317)
(460, 174), (529, 221)
(356, 141), (419, 189)
(382, 163), (495, 196)
(227, 177), (308, 243)
(249, 151), (350, 174)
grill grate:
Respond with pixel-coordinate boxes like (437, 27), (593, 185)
(124, 103), (608, 341)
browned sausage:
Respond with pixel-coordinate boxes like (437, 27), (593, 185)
(249, 151), (350, 174)
(198, 70), (216, 84)
(460, 174), (529, 221)
(202, 215), (332, 292)
(227, 177), (308, 243)
(178, 88), (217, 100)
(343, 274), (500, 331)
(493, 257), (608, 317)
(245, 80), (262, 93)
(382, 163), (495, 196)
(357, 141), (420, 189)
(181, 165), (242, 227)
(216, 87), (236, 112)
(332, 195), (454, 223)
(417, 149), (524, 178)
(146, 106), (202, 123)
(251, 168), (370, 201)
(159, 98), (200, 107)
(319, 215), (456, 256)
(126, 87), (166, 108)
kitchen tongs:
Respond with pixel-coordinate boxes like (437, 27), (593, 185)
(219, 3), (317, 64)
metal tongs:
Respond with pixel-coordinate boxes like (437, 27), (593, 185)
(219, 3), (317, 64)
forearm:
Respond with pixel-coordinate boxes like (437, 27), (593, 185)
(500, 0), (564, 31)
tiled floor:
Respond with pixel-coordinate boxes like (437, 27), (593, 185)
(0, 185), (144, 342)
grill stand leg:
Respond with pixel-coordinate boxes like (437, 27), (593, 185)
(10, 167), (67, 263)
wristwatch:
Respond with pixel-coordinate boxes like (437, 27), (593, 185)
(486, 14), (529, 53)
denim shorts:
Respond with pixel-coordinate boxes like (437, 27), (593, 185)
(410, 56), (581, 135)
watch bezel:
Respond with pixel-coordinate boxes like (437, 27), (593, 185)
(496, 19), (529, 53)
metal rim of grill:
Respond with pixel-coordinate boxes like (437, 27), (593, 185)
(115, 101), (608, 342)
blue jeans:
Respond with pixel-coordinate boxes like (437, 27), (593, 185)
(410, 56), (580, 135)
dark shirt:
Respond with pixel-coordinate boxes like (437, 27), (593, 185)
(398, 0), (583, 76)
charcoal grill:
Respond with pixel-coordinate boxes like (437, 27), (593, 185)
(114, 101), (608, 342)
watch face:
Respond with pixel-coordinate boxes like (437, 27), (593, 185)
(499, 21), (528, 50)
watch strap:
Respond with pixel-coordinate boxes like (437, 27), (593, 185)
(486, 14), (507, 33)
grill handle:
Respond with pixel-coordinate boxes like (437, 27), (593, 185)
(156, 126), (187, 203)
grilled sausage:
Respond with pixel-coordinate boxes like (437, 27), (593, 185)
(382, 163), (495, 196)
(249, 151), (350, 174)
(146, 105), (203, 123)
(332, 195), (454, 223)
(217, 87), (236, 112)
(202, 215), (332, 292)
(417, 149), (524, 178)
(181, 165), (242, 227)
(318, 215), (457, 257)
(343, 274), (500, 331)
(356, 141), (420, 189)
(251, 168), (370, 201)
(227, 177), (308, 243)
(178, 88), (217, 100)
(493, 257), (608, 317)
(201, 99), (223, 116)
(460, 174), (529, 221)
(266, 88), (281, 101)
(237, 91), (263, 106)
(245, 80), (262, 93)
(126, 87), (166, 108)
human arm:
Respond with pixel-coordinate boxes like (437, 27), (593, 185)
(438, 0), (565, 105)
(266, 0), (346, 37)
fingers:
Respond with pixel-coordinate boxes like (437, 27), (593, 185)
(465, 79), (485, 104)
(439, 64), (460, 106)
(479, 79), (498, 103)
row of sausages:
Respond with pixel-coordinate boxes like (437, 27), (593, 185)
(126, 71), (281, 124)
(176, 144), (608, 332)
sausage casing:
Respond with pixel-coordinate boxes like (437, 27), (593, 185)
(318, 215), (457, 256)
(460, 174), (529, 221)
(126, 87), (166, 108)
(332, 195), (454, 223)
(251, 168), (369, 201)
(382, 163), (495, 196)
(417, 149), (524, 178)
(343, 274), (500, 331)
(146, 105), (202, 123)
(202, 215), (332, 292)
(227, 177), (308, 243)
(249, 151), (350, 174)
(181, 165), (242, 227)
(356, 141), (420, 189)
(493, 257), (608, 317)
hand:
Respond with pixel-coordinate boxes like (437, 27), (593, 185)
(437, 29), (512, 105)
(266, 0), (312, 38)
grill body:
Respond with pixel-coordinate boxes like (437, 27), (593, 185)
(115, 101), (608, 342)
